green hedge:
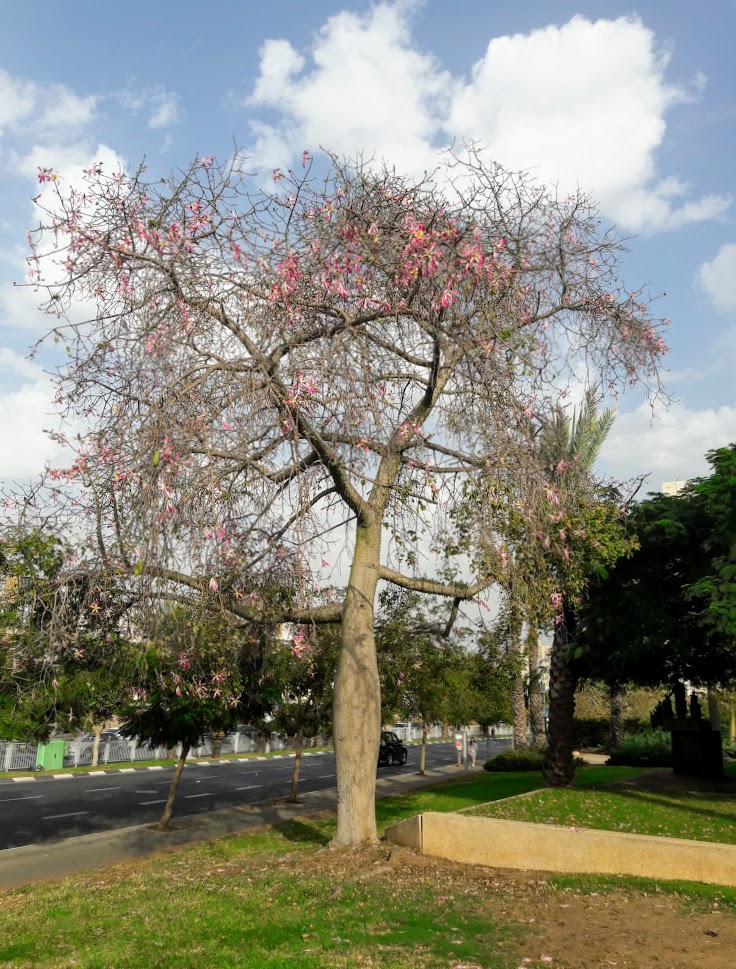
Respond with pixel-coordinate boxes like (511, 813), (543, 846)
(572, 717), (647, 750)
(605, 729), (672, 767)
(484, 749), (587, 772)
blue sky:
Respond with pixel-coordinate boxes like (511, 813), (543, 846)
(1, 0), (734, 489)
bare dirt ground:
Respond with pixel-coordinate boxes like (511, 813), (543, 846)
(303, 842), (735, 969)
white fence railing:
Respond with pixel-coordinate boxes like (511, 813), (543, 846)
(1, 722), (512, 771)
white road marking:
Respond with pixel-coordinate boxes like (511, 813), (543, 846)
(119, 768), (136, 773)
(11, 777), (35, 783)
(139, 799), (167, 806)
(235, 785), (259, 791)
(135, 789), (157, 795)
(43, 811), (89, 820)
(147, 766), (164, 771)
(184, 792), (214, 799)
(318, 774), (335, 779)
(52, 774), (74, 780)
(86, 786), (122, 793)
(87, 770), (107, 775)
(0, 795), (43, 802)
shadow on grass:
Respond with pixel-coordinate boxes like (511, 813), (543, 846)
(602, 785), (736, 828)
(275, 819), (331, 847)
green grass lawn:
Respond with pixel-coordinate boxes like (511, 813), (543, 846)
(0, 765), (734, 968)
(469, 764), (736, 844)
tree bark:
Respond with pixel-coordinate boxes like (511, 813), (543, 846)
(526, 623), (546, 748)
(289, 724), (303, 803)
(419, 722), (428, 775)
(542, 610), (577, 788)
(211, 731), (224, 759)
(510, 609), (527, 750)
(609, 684), (625, 749)
(332, 522), (382, 846)
(157, 743), (190, 830)
(441, 723), (449, 740)
(91, 723), (104, 769)
(512, 672), (527, 750)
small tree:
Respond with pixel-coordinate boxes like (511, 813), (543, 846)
(272, 625), (339, 800)
(119, 645), (241, 829)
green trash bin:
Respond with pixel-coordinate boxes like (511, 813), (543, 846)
(36, 740), (66, 770)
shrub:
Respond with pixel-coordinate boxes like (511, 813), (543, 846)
(572, 717), (648, 751)
(723, 740), (736, 760)
(484, 749), (587, 772)
(605, 729), (672, 767)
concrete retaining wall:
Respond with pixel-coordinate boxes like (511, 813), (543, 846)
(385, 812), (736, 887)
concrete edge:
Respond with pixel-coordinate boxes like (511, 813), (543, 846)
(386, 811), (736, 888)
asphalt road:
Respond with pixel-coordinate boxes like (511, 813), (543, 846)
(0, 739), (509, 850)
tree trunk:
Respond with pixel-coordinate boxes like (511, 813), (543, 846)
(730, 696), (736, 744)
(542, 611), (577, 788)
(289, 724), (303, 803)
(526, 623), (546, 748)
(441, 723), (449, 740)
(510, 608), (527, 750)
(332, 523), (382, 846)
(91, 723), (104, 769)
(157, 743), (190, 830)
(419, 722), (428, 775)
(211, 731), (224, 759)
(609, 684), (625, 749)
(512, 673), (527, 750)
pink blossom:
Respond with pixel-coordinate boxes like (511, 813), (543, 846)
(221, 419), (232, 430)
(208, 577), (219, 593)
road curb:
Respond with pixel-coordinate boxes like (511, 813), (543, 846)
(0, 764), (464, 891)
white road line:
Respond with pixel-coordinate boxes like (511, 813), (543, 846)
(42, 811), (89, 820)
(139, 799), (167, 805)
(0, 795), (43, 802)
(52, 774), (74, 780)
(135, 789), (158, 795)
(184, 792), (213, 799)
(119, 768), (136, 773)
(235, 785), (259, 791)
(317, 774), (335, 779)
(86, 786), (122, 793)
(87, 771), (107, 775)
(11, 777), (35, 783)
(147, 766), (164, 771)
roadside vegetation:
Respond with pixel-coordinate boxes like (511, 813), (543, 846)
(4, 766), (736, 969)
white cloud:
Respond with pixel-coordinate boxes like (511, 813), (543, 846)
(698, 244), (736, 314)
(0, 68), (36, 132)
(598, 399), (736, 486)
(246, 6), (728, 232)
(115, 85), (179, 129)
(36, 86), (97, 134)
(147, 91), (178, 129)
(0, 372), (66, 483)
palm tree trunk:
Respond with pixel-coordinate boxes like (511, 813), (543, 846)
(510, 608), (527, 750)
(526, 623), (546, 748)
(542, 609), (577, 788)
(609, 684), (625, 749)
(158, 743), (190, 830)
(211, 731), (224, 759)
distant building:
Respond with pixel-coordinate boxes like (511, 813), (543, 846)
(662, 480), (690, 496)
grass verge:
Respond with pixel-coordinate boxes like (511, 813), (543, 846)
(468, 762), (736, 844)
(0, 765), (733, 968)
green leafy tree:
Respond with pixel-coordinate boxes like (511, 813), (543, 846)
(119, 643), (241, 829)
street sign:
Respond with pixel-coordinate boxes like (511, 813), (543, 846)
(455, 740), (462, 749)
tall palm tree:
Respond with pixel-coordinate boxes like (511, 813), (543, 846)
(535, 389), (616, 786)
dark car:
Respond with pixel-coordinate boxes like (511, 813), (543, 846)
(377, 731), (408, 767)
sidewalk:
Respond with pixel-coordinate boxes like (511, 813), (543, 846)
(0, 762), (469, 891)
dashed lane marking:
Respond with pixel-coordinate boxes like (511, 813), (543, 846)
(42, 811), (89, 820)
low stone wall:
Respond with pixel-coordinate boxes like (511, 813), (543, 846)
(384, 812), (736, 887)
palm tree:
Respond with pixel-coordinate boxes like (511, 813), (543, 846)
(535, 389), (616, 786)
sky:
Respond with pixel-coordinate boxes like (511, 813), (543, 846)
(0, 0), (734, 494)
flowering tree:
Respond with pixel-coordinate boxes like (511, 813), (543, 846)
(23, 148), (666, 845)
